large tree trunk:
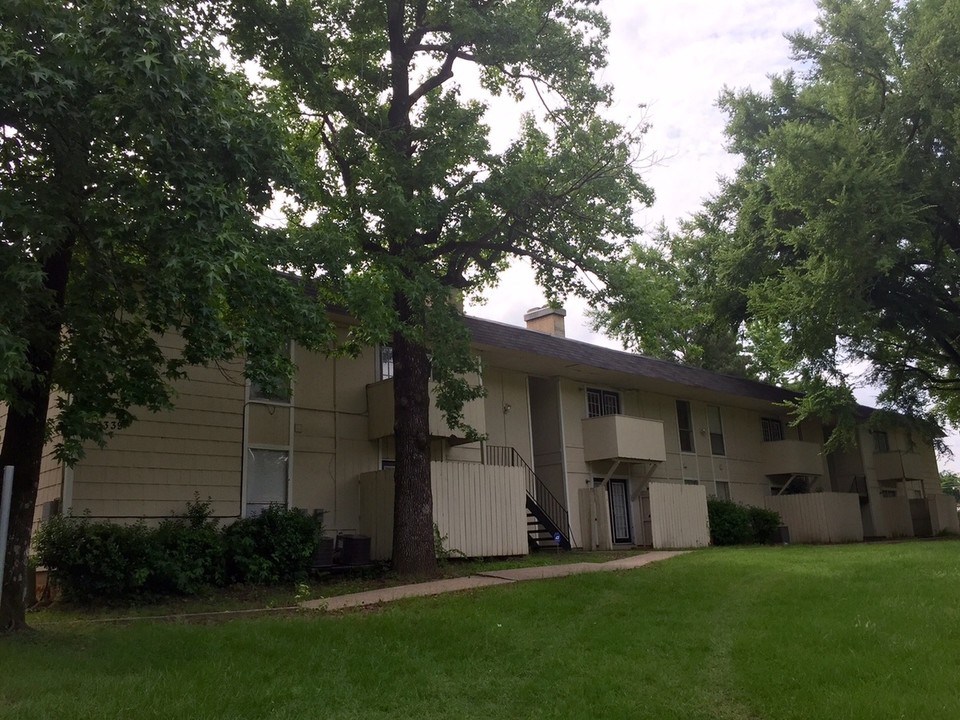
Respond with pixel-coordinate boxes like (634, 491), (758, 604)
(390, 316), (438, 578)
(0, 392), (52, 632)
(0, 244), (70, 633)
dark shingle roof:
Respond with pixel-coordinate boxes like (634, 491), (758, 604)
(463, 315), (802, 405)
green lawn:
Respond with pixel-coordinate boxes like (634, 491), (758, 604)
(3, 541), (959, 719)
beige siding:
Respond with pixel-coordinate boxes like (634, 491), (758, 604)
(358, 462), (527, 560)
(875, 496), (914, 538)
(764, 493), (863, 543)
(578, 486), (611, 551)
(648, 482), (710, 549)
(928, 494), (960, 535)
(71, 338), (246, 519)
(482, 368), (533, 465)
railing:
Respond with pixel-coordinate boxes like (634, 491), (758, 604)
(484, 444), (571, 541)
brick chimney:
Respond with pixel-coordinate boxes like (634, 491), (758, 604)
(523, 306), (566, 338)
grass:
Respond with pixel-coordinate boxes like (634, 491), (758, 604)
(4, 541), (959, 719)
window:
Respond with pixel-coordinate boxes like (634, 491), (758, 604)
(873, 431), (890, 453)
(249, 379), (291, 404)
(587, 388), (620, 418)
(707, 406), (726, 456)
(246, 448), (288, 517)
(714, 480), (731, 500)
(249, 343), (292, 403)
(761, 417), (784, 442)
(379, 345), (394, 380)
(676, 400), (695, 453)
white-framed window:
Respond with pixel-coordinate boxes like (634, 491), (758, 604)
(245, 448), (288, 517)
(586, 388), (620, 418)
(873, 431), (890, 453)
(714, 480), (731, 500)
(707, 406), (726, 456)
(761, 417), (784, 442)
(249, 342), (293, 403)
(379, 345), (394, 380)
(676, 400), (695, 453)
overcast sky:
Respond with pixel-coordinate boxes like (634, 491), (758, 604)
(461, 0), (959, 471)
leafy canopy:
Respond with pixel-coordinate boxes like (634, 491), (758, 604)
(0, 0), (331, 460)
(221, 0), (653, 428)
(596, 0), (960, 446)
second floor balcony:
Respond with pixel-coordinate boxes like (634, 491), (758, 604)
(760, 439), (824, 477)
(874, 450), (934, 482)
(582, 415), (667, 464)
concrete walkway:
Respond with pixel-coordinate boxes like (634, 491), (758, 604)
(301, 550), (687, 613)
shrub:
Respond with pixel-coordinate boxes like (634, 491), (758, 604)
(150, 497), (224, 595)
(222, 505), (319, 584)
(33, 515), (156, 601)
(707, 499), (753, 546)
(747, 505), (782, 544)
(35, 498), (323, 602)
(707, 499), (783, 546)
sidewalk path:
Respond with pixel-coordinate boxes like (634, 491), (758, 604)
(301, 550), (688, 613)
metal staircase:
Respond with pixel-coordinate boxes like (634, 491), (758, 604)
(485, 445), (572, 550)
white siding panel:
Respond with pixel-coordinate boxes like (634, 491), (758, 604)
(764, 493), (863, 543)
(357, 462), (527, 561)
(649, 482), (709, 549)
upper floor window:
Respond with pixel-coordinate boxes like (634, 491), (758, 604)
(248, 343), (292, 403)
(873, 431), (890, 453)
(587, 388), (620, 417)
(676, 400), (695, 453)
(707, 405), (726, 456)
(761, 417), (784, 442)
(379, 345), (394, 380)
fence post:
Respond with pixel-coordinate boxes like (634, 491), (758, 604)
(0, 466), (13, 608)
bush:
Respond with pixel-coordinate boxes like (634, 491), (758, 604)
(707, 499), (782, 546)
(33, 515), (156, 601)
(222, 505), (319, 584)
(150, 497), (224, 595)
(747, 505), (782, 544)
(34, 498), (323, 602)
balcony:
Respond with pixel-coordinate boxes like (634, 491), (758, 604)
(582, 415), (666, 463)
(874, 451), (932, 482)
(366, 379), (486, 442)
(760, 440), (823, 477)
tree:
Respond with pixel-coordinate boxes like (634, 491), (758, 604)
(941, 471), (960, 503)
(591, 223), (753, 378)
(221, 0), (652, 576)
(599, 0), (960, 445)
(0, 0), (329, 632)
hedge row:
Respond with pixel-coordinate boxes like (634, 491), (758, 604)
(33, 499), (320, 601)
(707, 498), (782, 546)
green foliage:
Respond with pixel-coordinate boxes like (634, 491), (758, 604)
(746, 505), (783, 544)
(151, 496), (225, 595)
(707, 499), (781, 546)
(222, 505), (319, 585)
(941, 471), (960, 502)
(0, 0), (331, 460)
(595, 0), (960, 443)
(34, 501), (321, 600)
(33, 516), (156, 601)
(219, 0), (654, 573)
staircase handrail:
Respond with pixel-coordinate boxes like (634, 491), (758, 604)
(484, 444), (570, 540)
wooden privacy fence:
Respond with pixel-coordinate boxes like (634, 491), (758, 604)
(927, 493), (960, 536)
(357, 461), (527, 561)
(763, 492), (863, 544)
(876, 495), (913, 538)
(646, 482), (709, 549)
